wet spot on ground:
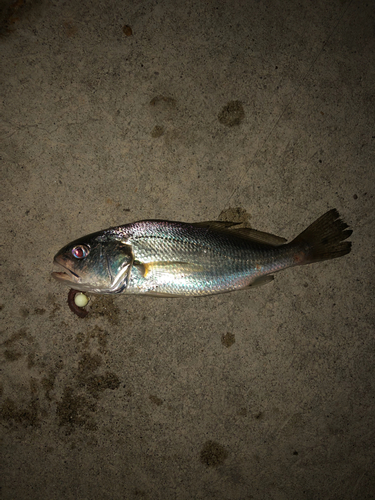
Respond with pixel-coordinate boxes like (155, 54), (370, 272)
(122, 24), (132, 36)
(46, 293), (62, 317)
(0, 397), (41, 428)
(150, 95), (177, 108)
(56, 386), (97, 433)
(2, 328), (35, 346)
(76, 351), (120, 397)
(219, 207), (252, 226)
(78, 370), (120, 397)
(1, 328), (36, 366)
(221, 332), (235, 347)
(151, 125), (165, 138)
(218, 101), (245, 127)
(78, 352), (102, 375)
(149, 395), (163, 406)
(76, 326), (109, 354)
(63, 20), (78, 38)
(34, 308), (46, 315)
(40, 372), (57, 400)
(89, 296), (120, 325)
(149, 95), (178, 128)
(3, 349), (23, 361)
(200, 440), (228, 467)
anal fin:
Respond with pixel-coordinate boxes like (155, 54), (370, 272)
(247, 275), (274, 288)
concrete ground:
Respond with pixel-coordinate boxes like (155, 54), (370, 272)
(1, 0), (374, 498)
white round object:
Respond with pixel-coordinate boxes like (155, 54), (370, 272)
(74, 293), (89, 308)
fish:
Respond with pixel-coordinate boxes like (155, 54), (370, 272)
(51, 209), (352, 297)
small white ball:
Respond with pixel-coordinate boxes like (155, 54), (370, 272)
(74, 293), (89, 308)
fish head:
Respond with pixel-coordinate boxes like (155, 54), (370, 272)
(51, 230), (133, 293)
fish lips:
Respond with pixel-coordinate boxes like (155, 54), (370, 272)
(51, 255), (81, 284)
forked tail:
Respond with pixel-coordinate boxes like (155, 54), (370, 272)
(291, 209), (352, 265)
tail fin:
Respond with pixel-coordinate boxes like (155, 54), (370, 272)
(291, 209), (352, 264)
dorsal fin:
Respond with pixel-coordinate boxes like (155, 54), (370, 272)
(190, 221), (240, 230)
(229, 228), (287, 246)
(190, 221), (287, 246)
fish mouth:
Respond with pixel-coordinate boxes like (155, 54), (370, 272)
(51, 257), (81, 284)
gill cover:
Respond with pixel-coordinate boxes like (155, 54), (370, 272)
(53, 231), (134, 294)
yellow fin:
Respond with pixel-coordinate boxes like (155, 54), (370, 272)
(134, 262), (152, 277)
(134, 261), (205, 277)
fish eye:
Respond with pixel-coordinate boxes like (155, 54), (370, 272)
(72, 245), (90, 259)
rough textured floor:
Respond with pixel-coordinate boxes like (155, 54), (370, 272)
(1, 0), (374, 499)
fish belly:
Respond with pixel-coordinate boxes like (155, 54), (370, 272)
(125, 260), (255, 296)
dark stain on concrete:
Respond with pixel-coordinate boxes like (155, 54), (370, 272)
(63, 20), (78, 38)
(56, 348), (121, 432)
(1, 329), (36, 365)
(2, 313), (120, 436)
(20, 307), (29, 317)
(89, 296), (120, 325)
(78, 371), (120, 397)
(46, 293), (61, 317)
(150, 95), (176, 108)
(218, 100), (245, 127)
(2, 328), (35, 346)
(78, 352), (102, 375)
(76, 326), (109, 354)
(56, 386), (97, 432)
(29, 377), (38, 394)
(86, 371), (120, 395)
(219, 207), (251, 226)
(151, 125), (164, 138)
(122, 24), (132, 36)
(41, 372), (57, 400)
(27, 352), (36, 368)
(3, 349), (23, 361)
(133, 489), (146, 497)
(0, 0), (25, 36)
(149, 394), (163, 406)
(34, 308), (46, 315)
(0, 397), (41, 428)
(200, 440), (228, 467)
(237, 407), (248, 417)
(221, 332), (235, 348)
(76, 352), (120, 397)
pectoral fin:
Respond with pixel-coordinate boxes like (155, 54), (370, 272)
(134, 261), (205, 278)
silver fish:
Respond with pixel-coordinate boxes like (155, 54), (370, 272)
(52, 209), (352, 296)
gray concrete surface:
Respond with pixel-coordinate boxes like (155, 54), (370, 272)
(1, 0), (374, 498)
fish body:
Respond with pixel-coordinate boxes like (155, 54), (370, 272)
(52, 209), (352, 296)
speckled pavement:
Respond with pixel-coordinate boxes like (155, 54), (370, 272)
(1, 0), (374, 498)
